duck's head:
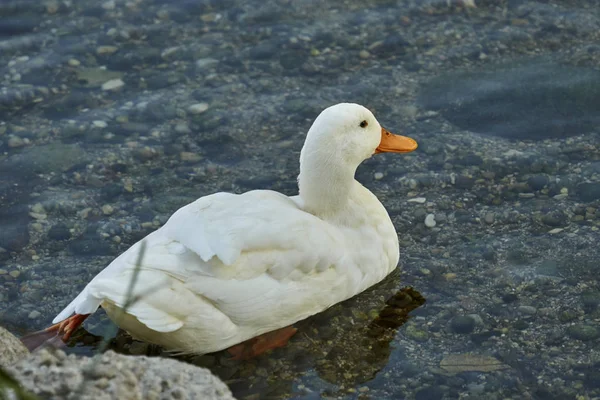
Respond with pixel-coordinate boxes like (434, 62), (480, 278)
(300, 103), (417, 169)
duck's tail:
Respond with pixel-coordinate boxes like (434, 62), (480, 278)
(20, 313), (90, 352)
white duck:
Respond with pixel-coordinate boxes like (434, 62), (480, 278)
(26, 103), (417, 359)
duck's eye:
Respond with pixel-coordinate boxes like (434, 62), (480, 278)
(359, 120), (368, 128)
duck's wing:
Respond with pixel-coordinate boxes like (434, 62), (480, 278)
(53, 190), (349, 335)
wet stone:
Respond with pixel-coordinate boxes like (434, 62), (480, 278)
(528, 175), (549, 191)
(567, 325), (600, 341)
(581, 292), (600, 311)
(48, 223), (71, 241)
(450, 316), (476, 334)
(502, 293), (519, 303)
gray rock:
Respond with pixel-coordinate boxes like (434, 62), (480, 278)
(518, 306), (537, 315)
(567, 325), (600, 341)
(6, 349), (236, 400)
(0, 326), (29, 368)
(450, 316), (476, 334)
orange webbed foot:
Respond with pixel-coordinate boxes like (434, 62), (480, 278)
(226, 326), (298, 360)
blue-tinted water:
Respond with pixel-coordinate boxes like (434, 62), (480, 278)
(1, 0), (599, 399)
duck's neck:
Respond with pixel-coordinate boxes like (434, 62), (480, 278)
(297, 150), (358, 216)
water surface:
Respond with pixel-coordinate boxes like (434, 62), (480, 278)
(1, 0), (599, 399)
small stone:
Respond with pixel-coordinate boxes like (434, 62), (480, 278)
(101, 204), (114, 215)
(48, 223), (71, 241)
(518, 306), (537, 315)
(374, 172), (384, 180)
(28, 310), (41, 319)
(424, 214), (436, 228)
(96, 45), (119, 55)
(567, 325), (600, 341)
(408, 197), (426, 204)
(484, 212), (495, 224)
(188, 103), (209, 114)
(174, 123), (191, 134)
(444, 272), (457, 281)
(502, 293), (518, 303)
(359, 50), (370, 59)
(527, 175), (549, 191)
(450, 315), (476, 334)
(7, 136), (26, 148)
(92, 120), (108, 128)
(68, 59), (81, 67)
(581, 292), (600, 311)
(79, 208), (92, 219)
(548, 228), (563, 234)
(405, 324), (429, 342)
(102, 0), (116, 10)
(9, 270), (20, 279)
(102, 79), (125, 91)
(180, 152), (201, 162)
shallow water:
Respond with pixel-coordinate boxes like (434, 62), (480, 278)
(1, 0), (600, 399)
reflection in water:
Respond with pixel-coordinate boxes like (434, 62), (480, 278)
(61, 284), (425, 399)
(314, 287), (425, 389)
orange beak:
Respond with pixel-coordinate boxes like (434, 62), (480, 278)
(375, 127), (418, 154)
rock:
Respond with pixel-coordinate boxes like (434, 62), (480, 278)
(567, 325), (600, 341)
(48, 223), (71, 241)
(518, 306), (537, 315)
(502, 293), (518, 303)
(450, 316), (476, 334)
(7, 136), (26, 148)
(5, 349), (235, 400)
(0, 326), (29, 368)
(581, 292), (600, 311)
(101, 204), (114, 215)
(1, 143), (88, 177)
(27, 310), (41, 319)
(102, 78), (125, 91)
(96, 45), (119, 55)
(424, 214), (436, 228)
(484, 212), (495, 224)
(527, 175), (549, 191)
(188, 103), (209, 114)
(92, 120), (108, 128)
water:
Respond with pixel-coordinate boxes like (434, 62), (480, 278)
(1, 0), (600, 399)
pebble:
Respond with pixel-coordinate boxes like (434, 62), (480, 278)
(408, 197), (426, 204)
(359, 50), (370, 59)
(518, 306), (537, 315)
(567, 325), (600, 341)
(9, 270), (20, 279)
(92, 120), (108, 128)
(188, 103), (209, 114)
(101, 204), (114, 215)
(424, 214), (436, 228)
(174, 123), (191, 134)
(484, 212), (495, 224)
(102, 79), (125, 91)
(374, 172), (384, 180)
(7, 136), (26, 148)
(96, 45), (119, 55)
(180, 152), (202, 162)
(450, 315), (476, 334)
(28, 310), (41, 319)
(68, 58), (81, 66)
